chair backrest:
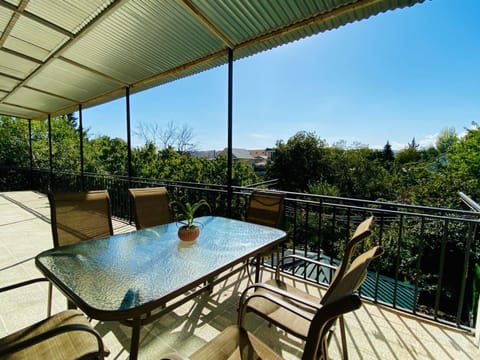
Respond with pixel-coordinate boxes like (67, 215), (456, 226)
(302, 294), (362, 360)
(328, 216), (374, 289)
(322, 244), (384, 305)
(128, 187), (172, 230)
(49, 190), (113, 247)
(245, 190), (285, 228)
(305, 245), (383, 360)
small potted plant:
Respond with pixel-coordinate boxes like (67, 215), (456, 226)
(170, 199), (211, 241)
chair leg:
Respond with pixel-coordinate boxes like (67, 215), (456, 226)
(339, 315), (348, 360)
(47, 282), (52, 317)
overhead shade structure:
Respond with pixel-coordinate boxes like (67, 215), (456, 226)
(0, 0), (426, 120)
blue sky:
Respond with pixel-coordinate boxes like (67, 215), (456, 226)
(80, 0), (480, 151)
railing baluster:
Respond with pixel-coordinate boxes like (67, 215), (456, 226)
(457, 222), (474, 326)
(393, 214), (404, 309)
(435, 218), (449, 320)
(413, 217), (425, 316)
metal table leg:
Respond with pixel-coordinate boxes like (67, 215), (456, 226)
(130, 317), (141, 360)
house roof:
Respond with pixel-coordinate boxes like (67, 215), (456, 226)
(228, 148), (254, 160)
(0, 0), (425, 121)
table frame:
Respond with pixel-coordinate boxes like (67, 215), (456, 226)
(36, 216), (286, 359)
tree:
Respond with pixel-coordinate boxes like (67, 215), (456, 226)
(135, 120), (196, 152)
(436, 127), (458, 154)
(395, 139), (421, 164)
(382, 141), (395, 167)
(0, 116), (31, 167)
(447, 127), (480, 200)
(266, 131), (327, 192)
(88, 136), (128, 175)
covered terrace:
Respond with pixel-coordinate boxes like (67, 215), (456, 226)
(2, 0), (480, 359)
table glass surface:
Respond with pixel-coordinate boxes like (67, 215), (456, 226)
(36, 216), (285, 314)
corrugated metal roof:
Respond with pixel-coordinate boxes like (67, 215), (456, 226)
(0, 0), (426, 120)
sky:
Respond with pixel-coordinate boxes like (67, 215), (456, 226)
(80, 0), (480, 151)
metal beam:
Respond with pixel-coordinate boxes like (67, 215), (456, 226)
(180, 0), (235, 48)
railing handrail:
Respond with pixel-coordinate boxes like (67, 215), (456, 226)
(459, 191), (480, 213)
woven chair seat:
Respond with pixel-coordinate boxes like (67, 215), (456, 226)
(0, 310), (109, 359)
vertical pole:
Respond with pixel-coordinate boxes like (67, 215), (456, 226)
(227, 48), (233, 218)
(28, 119), (33, 189)
(126, 87), (133, 222)
(48, 114), (53, 192)
(126, 87), (132, 187)
(79, 104), (85, 191)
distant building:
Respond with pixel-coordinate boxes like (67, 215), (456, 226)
(189, 148), (276, 170)
(189, 150), (218, 159)
(227, 148), (255, 166)
(249, 148), (275, 161)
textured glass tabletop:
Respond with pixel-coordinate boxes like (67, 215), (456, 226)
(36, 216), (286, 318)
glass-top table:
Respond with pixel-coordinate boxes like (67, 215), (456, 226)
(35, 216), (286, 359)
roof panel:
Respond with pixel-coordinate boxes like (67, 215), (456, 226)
(8, 15), (68, 59)
(0, 50), (39, 78)
(0, 74), (20, 92)
(3, 36), (50, 61)
(0, 7), (13, 33)
(7, 87), (74, 113)
(0, 0), (426, 120)
(26, 58), (121, 102)
(0, 103), (44, 119)
(61, 0), (225, 84)
(24, 0), (115, 34)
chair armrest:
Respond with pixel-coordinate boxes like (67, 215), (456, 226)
(238, 282), (322, 327)
(0, 323), (107, 358)
(275, 254), (338, 279)
(0, 278), (48, 293)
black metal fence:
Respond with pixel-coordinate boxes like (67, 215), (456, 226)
(1, 166), (479, 329)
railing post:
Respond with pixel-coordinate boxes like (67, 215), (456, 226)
(28, 119), (33, 189)
(47, 114), (53, 192)
(79, 104), (85, 191)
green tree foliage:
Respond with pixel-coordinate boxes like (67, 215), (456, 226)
(0, 115), (86, 171)
(266, 131), (327, 192)
(382, 141), (395, 168)
(436, 127), (458, 155)
(447, 126), (480, 200)
(0, 116), (30, 167)
(88, 136), (128, 175)
(395, 138), (421, 165)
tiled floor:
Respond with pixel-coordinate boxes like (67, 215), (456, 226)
(1, 191), (479, 359)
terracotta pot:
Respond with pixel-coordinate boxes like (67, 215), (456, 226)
(178, 225), (200, 241)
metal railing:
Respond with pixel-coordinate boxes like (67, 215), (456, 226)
(1, 166), (479, 329)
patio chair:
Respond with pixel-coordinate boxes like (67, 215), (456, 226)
(128, 187), (172, 230)
(245, 217), (378, 360)
(0, 278), (109, 359)
(161, 293), (362, 360)
(246, 190), (285, 228)
(47, 190), (113, 314)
